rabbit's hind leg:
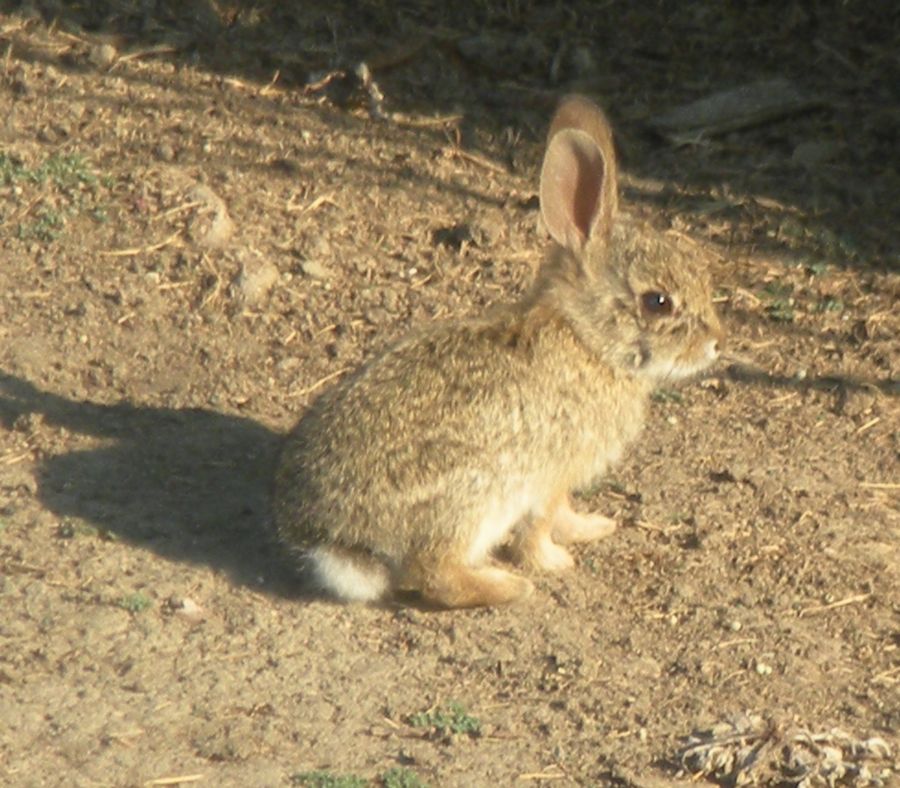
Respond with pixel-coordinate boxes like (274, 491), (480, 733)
(409, 554), (534, 608)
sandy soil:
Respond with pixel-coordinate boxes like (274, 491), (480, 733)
(0, 2), (897, 786)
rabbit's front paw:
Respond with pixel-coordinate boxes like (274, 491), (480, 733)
(550, 498), (617, 545)
(511, 521), (576, 572)
(531, 537), (576, 571)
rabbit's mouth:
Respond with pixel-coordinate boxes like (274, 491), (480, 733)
(638, 337), (720, 384)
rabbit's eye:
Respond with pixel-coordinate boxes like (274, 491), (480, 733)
(641, 291), (673, 317)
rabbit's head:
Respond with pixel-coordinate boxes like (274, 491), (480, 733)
(537, 95), (723, 384)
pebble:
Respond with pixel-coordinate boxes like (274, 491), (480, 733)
(236, 256), (280, 304)
(89, 43), (117, 68)
(155, 142), (175, 162)
(300, 259), (335, 281)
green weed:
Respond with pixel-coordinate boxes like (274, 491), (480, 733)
(18, 207), (64, 242)
(761, 280), (795, 322)
(56, 519), (99, 539)
(290, 771), (367, 788)
(116, 592), (152, 613)
(1, 152), (109, 243)
(816, 295), (844, 313)
(409, 701), (481, 737)
(651, 388), (684, 404)
(381, 767), (429, 788)
(0, 152), (97, 189)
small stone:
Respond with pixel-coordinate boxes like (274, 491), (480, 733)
(300, 259), (335, 281)
(364, 306), (390, 325)
(188, 184), (233, 249)
(155, 142), (175, 162)
(37, 126), (58, 144)
(169, 596), (206, 624)
(236, 255), (279, 304)
(89, 43), (118, 68)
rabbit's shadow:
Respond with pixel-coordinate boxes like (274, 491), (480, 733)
(0, 371), (311, 597)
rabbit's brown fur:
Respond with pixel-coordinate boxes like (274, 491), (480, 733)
(274, 96), (724, 608)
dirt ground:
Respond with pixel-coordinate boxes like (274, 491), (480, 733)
(0, 2), (897, 786)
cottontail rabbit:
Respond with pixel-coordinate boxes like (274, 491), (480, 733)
(275, 95), (723, 608)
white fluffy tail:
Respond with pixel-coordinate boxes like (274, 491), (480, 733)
(307, 545), (391, 602)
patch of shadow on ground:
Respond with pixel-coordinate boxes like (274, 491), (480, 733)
(0, 371), (315, 598)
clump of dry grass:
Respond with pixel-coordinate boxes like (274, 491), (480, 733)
(679, 713), (894, 787)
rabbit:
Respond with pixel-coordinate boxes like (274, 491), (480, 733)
(274, 95), (724, 608)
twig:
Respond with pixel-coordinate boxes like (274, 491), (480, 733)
(712, 637), (758, 650)
(114, 44), (179, 66)
(799, 592), (871, 617)
(197, 254), (221, 311)
(813, 39), (862, 74)
(635, 520), (683, 534)
(100, 230), (181, 257)
(260, 69), (280, 96)
(3, 194), (43, 227)
(144, 775), (204, 787)
(303, 68), (344, 94)
(153, 200), (204, 221)
(444, 147), (508, 174)
(395, 113), (463, 129)
(1, 450), (31, 465)
(860, 482), (899, 490)
(770, 392), (798, 405)
(517, 770), (566, 781)
(855, 417), (881, 435)
(287, 193), (338, 215)
(872, 666), (900, 685)
(296, 367), (350, 398)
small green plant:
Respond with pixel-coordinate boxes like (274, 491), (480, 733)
(290, 771), (367, 788)
(1, 152), (108, 244)
(409, 701), (481, 737)
(17, 207), (64, 242)
(0, 152), (97, 189)
(765, 300), (795, 322)
(382, 767), (429, 788)
(56, 518), (100, 539)
(816, 295), (844, 313)
(41, 153), (98, 189)
(651, 388), (684, 404)
(117, 592), (152, 613)
(761, 280), (793, 300)
(760, 280), (795, 322)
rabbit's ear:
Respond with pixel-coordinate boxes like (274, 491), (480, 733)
(539, 96), (618, 254)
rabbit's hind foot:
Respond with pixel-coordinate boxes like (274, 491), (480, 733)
(415, 561), (534, 609)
